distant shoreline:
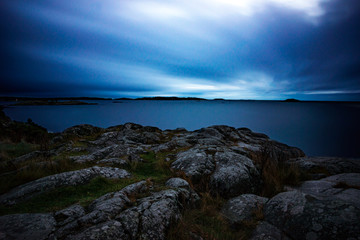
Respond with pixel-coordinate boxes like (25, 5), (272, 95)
(10, 100), (98, 106)
(1, 96), (359, 103)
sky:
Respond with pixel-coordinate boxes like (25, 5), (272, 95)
(1, 0), (360, 100)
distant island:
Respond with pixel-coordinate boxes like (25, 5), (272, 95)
(284, 98), (300, 102)
(116, 96), (208, 101)
(11, 100), (98, 106)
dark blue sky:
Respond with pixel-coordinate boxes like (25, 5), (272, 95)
(1, 0), (360, 100)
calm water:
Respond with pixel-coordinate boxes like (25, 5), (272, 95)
(3, 100), (360, 158)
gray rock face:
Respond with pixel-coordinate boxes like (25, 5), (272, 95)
(288, 157), (360, 177)
(210, 151), (260, 197)
(116, 188), (197, 240)
(166, 177), (191, 189)
(221, 194), (268, 225)
(171, 148), (215, 182)
(0, 167), (131, 205)
(250, 221), (290, 240)
(236, 128), (305, 161)
(65, 220), (129, 240)
(53, 181), (150, 239)
(63, 124), (102, 137)
(55, 183), (197, 240)
(70, 144), (146, 164)
(96, 158), (128, 166)
(297, 173), (360, 209)
(0, 213), (56, 240)
(264, 190), (360, 240)
(55, 204), (86, 227)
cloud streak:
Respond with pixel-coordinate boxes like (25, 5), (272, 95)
(1, 0), (359, 100)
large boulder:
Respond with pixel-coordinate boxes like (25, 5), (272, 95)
(221, 194), (268, 225)
(264, 190), (360, 240)
(209, 151), (261, 197)
(0, 166), (131, 205)
(297, 173), (360, 209)
(171, 148), (215, 182)
(0, 213), (56, 240)
(166, 177), (191, 189)
(116, 188), (197, 240)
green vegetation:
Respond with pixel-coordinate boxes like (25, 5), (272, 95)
(167, 191), (260, 240)
(131, 151), (173, 183)
(0, 177), (137, 215)
(0, 141), (38, 161)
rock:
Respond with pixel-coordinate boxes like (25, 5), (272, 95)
(236, 128), (305, 161)
(116, 188), (198, 240)
(71, 145), (145, 164)
(171, 148), (215, 182)
(288, 157), (360, 177)
(0, 213), (56, 240)
(166, 178), (191, 189)
(53, 181), (150, 239)
(221, 194), (268, 225)
(321, 173), (360, 187)
(0, 167), (130, 205)
(264, 190), (360, 240)
(297, 173), (360, 209)
(65, 220), (129, 240)
(55, 204), (85, 227)
(250, 221), (290, 240)
(209, 151), (261, 197)
(58, 186), (197, 240)
(63, 124), (102, 137)
(97, 158), (127, 166)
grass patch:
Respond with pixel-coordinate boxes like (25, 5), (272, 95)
(130, 151), (173, 183)
(0, 141), (38, 162)
(0, 158), (92, 195)
(255, 143), (309, 198)
(0, 177), (137, 215)
(167, 192), (252, 240)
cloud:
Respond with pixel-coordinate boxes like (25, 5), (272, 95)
(1, 0), (359, 100)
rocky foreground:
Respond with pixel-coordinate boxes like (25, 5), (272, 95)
(0, 119), (359, 239)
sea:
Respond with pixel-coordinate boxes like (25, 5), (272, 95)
(2, 100), (360, 158)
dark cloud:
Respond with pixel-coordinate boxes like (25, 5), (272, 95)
(1, 0), (359, 100)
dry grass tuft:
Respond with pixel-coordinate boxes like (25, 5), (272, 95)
(255, 142), (309, 197)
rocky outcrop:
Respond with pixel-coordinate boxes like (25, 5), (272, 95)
(114, 188), (197, 240)
(249, 172), (360, 240)
(209, 151), (260, 197)
(4, 117), (359, 239)
(171, 148), (215, 182)
(288, 157), (360, 179)
(1, 181), (193, 240)
(297, 173), (360, 209)
(63, 124), (102, 138)
(221, 194), (268, 225)
(52, 181), (198, 240)
(264, 189), (360, 240)
(0, 167), (130, 205)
